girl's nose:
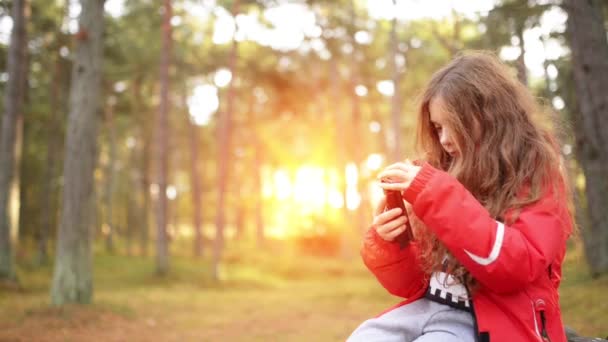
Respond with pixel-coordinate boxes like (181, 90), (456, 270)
(439, 130), (450, 145)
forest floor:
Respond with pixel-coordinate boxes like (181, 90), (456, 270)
(0, 240), (606, 342)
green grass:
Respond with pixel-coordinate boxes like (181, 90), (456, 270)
(0, 240), (606, 341)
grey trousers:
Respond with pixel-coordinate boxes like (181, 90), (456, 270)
(347, 298), (476, 342)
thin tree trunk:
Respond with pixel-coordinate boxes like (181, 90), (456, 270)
(124, 128), (141, 257)
(104, 100), (116, 253)
(516, 25), (528, 86)
(564, 0), (608, 276)
(329, 55), (351, 258)
(10, 102), (24, 259)
(252, 134), (264, 247)
(329, 58), (348, 218)
(126, 143), (138, 257)
(38, 54), (63, 266)
(187, 95), (203, 257)
(389, 7), (402, 162)
(133, 78), (150, 257)
(141, 136), (151, 257)
(349, 0), (367, 234)
(213, 0), (239, 281)
(0, 0), (28, 282)
(234, 204), (245, 240)
(50, 0), (104, 305)
(155, 0), (172, 275)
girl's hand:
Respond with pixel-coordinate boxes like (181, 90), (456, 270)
(371, 197), (410, 242)
(377, 160), (422, 192)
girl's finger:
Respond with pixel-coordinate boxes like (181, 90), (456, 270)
(378, 168), (412, 181)
(373, 207), (403, 226)
(378, 182), (408, 191)
(376, 215), (408, 237)
(384, 224), (409, 241)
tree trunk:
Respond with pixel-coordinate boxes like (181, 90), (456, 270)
(389, 9), (402, 162)
(213, 0), (239, 281)
(329, 55), (351, 258)
(516, 25), (528, 86)
(187, 97), (203, 257)
(252, 134), (264, 247)
(126, 143), (138, 257)
(564, 0), (608, 276)
(349, 0), (367, 234)
(133, 77), (150, 257)
(104, 100), (116, 253)
(155, 0), (172, 275)
(38, 53), (63, 266)
(50, 0), (104, 305)
(141, 136), (151, 257)
(0, 0), (28, 282)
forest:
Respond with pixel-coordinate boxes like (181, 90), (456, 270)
(0, 0), (607, 340)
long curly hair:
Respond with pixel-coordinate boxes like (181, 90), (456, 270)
(412, 51), (572, 290)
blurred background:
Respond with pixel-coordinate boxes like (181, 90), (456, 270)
(0, 0), (607, 340)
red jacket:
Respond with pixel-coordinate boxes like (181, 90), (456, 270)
(362, 163), (572, 342)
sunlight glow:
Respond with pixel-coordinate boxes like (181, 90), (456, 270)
(265, 165), (369, 235)
(188, 84), (219, 126)
(212, 8), (235, 44)
(66, 1), (81, 34)
(355, 85), (368, 97)
(178, 0), (568, 84)
(366, 154), (384, 171)
(547, 64), (558, 80)
(210, 3), (316, 51)
(346, 188), (361, 211)
(105, 0), (125, 18)
(355, 30), (372, 45)
(346, 163), (361, 211)
(328, 190), (344, 209)
(0, 16), (12, 45)
(499, 46), (521, 61)
(214, 68), (232, 88)
(377, 80), (395, 97)
(345, 163), (358, 187)
(369, 121), (381, 133)
(166, 185), (178, 200)
(273, 170), (292, 200)
(171, 16), (182, 27)
(293, 167), (327, 212)
(552, 96), (565, 110)
(149, 184), (159, 198)
(367, 0), (494, 21)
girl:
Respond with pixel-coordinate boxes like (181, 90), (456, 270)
(347, 51), (573, 342)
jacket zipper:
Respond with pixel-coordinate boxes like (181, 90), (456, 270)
(533, 299), (551, 342)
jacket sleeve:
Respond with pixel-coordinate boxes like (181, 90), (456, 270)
(360, 226), (428, 298)
(403, 163), (571, 294)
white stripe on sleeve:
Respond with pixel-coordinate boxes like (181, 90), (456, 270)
(463, 221), (505, 266)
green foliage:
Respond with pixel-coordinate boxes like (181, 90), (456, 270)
(0, 243), (606, 340)
(1, 0), (606, 337)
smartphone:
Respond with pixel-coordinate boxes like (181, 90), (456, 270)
(384, 189), (414, 248)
